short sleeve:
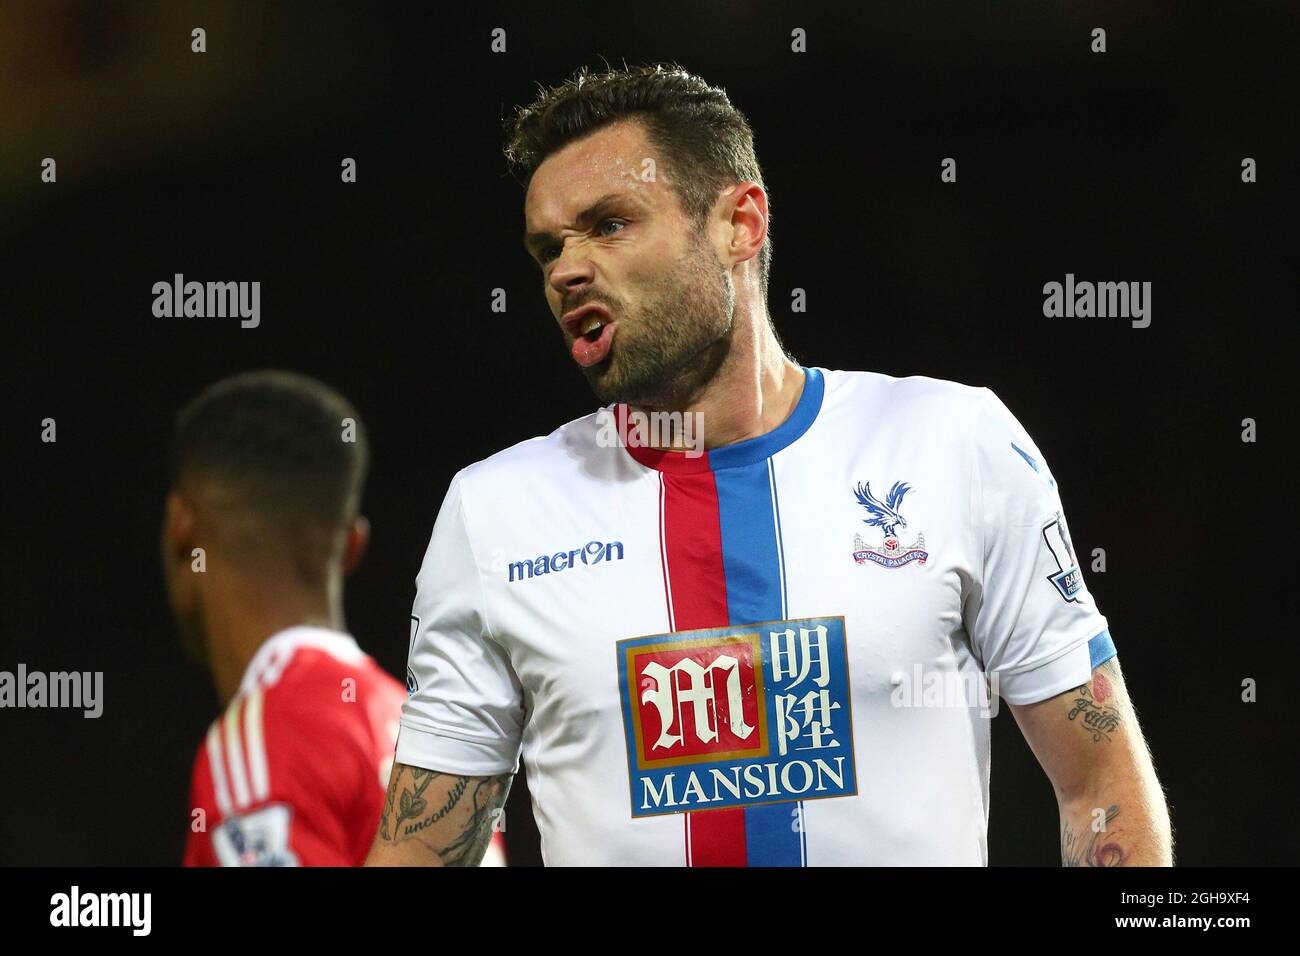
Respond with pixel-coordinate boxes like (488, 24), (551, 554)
(965, 388), (1116, 705)
(185, 687), (365, 867)
(396, 472), (525, 776)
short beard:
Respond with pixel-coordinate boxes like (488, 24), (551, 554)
(582, 227), (736, 409)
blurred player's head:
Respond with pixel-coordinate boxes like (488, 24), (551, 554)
(161, 370), (370, 663)
(507, 62), (779, 408)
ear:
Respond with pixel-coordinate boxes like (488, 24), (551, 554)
(342, 514), (370, 576)
(162, 491), (197, 563)
(722, 180), (768, 271)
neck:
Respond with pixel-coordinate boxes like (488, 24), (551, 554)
(202, 564), (345, 708)
(632, 303), (805, 451)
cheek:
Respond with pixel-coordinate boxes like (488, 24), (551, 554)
(168, 558), (197, 609)
(164, 563), (186, 607)
(642, 232), (685, 271)
(617, 248), (673, 298)
(542, 290), (564, 324)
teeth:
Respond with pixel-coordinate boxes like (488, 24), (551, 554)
(580, 315), (604, 335)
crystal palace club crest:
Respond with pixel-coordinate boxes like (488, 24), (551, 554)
(851, 480), (929, 569)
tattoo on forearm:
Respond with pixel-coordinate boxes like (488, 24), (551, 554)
(380, 774), (395, 840)
(437, 776), (511, 867)
(1061, 804), (1126, 866)
(1066, 661), (1122, 743)
(378, 764), (513, 866)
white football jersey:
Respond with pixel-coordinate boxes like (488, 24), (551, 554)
(397, 367), (1114, 865)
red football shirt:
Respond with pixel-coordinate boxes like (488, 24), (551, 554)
(184, 625), (506, 866)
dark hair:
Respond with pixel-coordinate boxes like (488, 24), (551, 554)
(171, 370), (368, 574)
(504, 62), (772, 296)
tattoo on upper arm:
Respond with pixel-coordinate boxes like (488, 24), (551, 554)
(1065, 658), (1122, 743)
(378, 764), (513, 866)
(1061, 804), (1125, 866)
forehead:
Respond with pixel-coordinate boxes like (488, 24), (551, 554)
(524, 120), (669, 228)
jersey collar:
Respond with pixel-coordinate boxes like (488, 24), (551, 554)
(617, 366), (824, 474)
(238, 625), (365, 696)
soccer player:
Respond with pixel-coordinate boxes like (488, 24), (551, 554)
(366, 64), (1172, 866)
(163, 370), (505, 866)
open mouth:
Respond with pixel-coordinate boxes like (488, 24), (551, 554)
(579, 314), (606, 342)
(563, 303), (612, 338)
(563, 304), (616, 367)
(569, 314), (616, 367)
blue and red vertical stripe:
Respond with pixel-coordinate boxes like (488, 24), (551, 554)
(622, 367), (824, 866)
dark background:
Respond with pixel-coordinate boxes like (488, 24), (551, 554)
(0, 1), (1294, 866)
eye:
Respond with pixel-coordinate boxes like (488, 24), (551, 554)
(537, 219), (625, 268)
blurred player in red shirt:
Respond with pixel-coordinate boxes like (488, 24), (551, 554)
(161, 370), (505, 866)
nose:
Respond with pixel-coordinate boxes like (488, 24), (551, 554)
(548, 249), (596, 301)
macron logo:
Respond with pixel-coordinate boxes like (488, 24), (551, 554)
(508, 540), (624, 582)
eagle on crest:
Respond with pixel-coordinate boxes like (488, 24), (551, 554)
(853, 481), (912, 538)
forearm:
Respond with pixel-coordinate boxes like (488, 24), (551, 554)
(1057, 763), (1173, 866)
(365, 762), (512, 867)
(1012, 656), (1174, 867)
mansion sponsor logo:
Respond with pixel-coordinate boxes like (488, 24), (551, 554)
(152, 273), (260, 328)
(1042, 273), (1151, 328)
(50, 886), (151, 936)
(890, 665), (1000, 718)
(0, 664), (102, 718)
(639, 757), (849, 812)
(617, 616), (857, 816)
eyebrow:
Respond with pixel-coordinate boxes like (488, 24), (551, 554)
(523, 192), (632, 258)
